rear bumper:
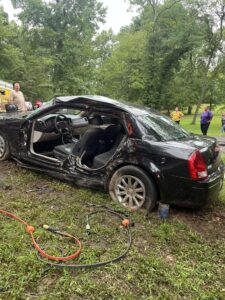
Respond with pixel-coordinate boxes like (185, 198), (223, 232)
(189, 169), (224, 207)
(161, 162), (224, 208)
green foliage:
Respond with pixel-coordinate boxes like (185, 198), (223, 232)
(180, 113), (225, 136)
(1, 0), (106, 102)
(1, 0), (225, 109)
(140, 1), (197, 108)
(0, 8), (23, 80)
(97, 0), (225, 111)
(96, 29), (147, 102)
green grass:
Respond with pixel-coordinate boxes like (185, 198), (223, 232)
(181, 114), (223, 136)
(0, 162), (224, 299)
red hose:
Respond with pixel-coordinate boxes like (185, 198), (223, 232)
(0, 209), (81, 261)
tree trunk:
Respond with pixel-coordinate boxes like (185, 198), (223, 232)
(191, 101), (201, 125)
(191, 54), (213, 125)
(187, 105), (192, 115)
(209, 98), (212, 110)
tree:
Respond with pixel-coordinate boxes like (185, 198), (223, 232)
(127, 0), (200, 109)
(186, 0), (225, 124)
(10, 0), (106, 96)
(0, 7), (23, 81)
(96, 29), (147, 102)
(126, 0), (225, 114)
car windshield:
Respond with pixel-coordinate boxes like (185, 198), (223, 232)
(138, 114), (190, 141)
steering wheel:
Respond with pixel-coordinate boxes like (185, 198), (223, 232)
(54, 114), (71, 134)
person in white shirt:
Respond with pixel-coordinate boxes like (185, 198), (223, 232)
(9, 82), (27, 112)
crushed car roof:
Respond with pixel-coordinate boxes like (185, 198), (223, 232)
(55, 95), (151, 116)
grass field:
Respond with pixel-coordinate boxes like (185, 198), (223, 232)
(181, 114), (224, 137)
(0, 119), (224, 299)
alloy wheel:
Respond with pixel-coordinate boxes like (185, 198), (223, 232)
(115, 175), (146, 210)
(0, 135), (6, 158)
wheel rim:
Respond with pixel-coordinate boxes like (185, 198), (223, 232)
(115, 175), (146, 210)
(0, 135), (6, 158)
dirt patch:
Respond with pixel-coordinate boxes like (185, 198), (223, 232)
(171, 207), (225, 241)
(0, 161), (16, 179)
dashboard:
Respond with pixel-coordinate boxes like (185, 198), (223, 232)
(32, 114), (89, 143)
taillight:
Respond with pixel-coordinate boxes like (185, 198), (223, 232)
(188, 150), (208, 180)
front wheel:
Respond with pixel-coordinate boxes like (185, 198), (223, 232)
(108, 165), (157, 211)
(0, 131), (10, 161)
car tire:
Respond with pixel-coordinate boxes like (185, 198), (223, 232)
(0, 131), (10, 161)
(108, 165), (157, 211)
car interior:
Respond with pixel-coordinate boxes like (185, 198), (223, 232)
(30, 108), (126, 169)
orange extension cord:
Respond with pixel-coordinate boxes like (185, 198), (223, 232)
(0, 209), (81, 261)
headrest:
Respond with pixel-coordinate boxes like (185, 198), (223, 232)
(103, 124), (122, 140)
(89, 115), (103, 125)
(111, 118), (119, 124)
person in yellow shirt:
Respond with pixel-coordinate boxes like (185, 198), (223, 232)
(170, 107), (184, 124)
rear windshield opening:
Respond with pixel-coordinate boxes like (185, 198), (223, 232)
(138, 114), (190, 141)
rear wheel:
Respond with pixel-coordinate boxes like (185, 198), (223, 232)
(0, 131), (10, 161)
(108, 165), (157, 211)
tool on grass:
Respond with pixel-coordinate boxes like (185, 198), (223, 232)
(0, 204), (132, 270)
(37, 205), (132, 269)
(0, 209), (81, 261)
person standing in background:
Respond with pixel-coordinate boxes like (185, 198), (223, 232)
(33, 99), (43, 109)
(9, 82), (27, 112)
(221, 112), (225, 134)
(200, 106), (213, 135)
(170, 107), (184, 124)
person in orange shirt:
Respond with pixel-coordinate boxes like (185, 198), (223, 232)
(170, 106), (184, 124)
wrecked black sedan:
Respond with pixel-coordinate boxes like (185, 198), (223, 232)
(0, 95), (224, 211)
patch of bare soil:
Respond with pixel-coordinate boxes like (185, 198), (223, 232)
(171, 207), (225, 241)
(0, 161), (16, 180)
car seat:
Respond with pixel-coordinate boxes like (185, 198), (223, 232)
(97, 124), (122, 154)
(53, 127), (104, 164)
(53, 141), (78, 161)
(89, 115), (103, 125)
(53, 116), (104, 161)
(72, 127), (104, 165)
(92, 123), (124, 168)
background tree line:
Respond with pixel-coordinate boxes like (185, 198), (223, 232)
(0, 0), (225, 122)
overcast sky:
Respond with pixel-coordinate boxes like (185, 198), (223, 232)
(0, 0), (137, 34)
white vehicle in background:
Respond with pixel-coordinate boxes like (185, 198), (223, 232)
(25, 101), (33, 111)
